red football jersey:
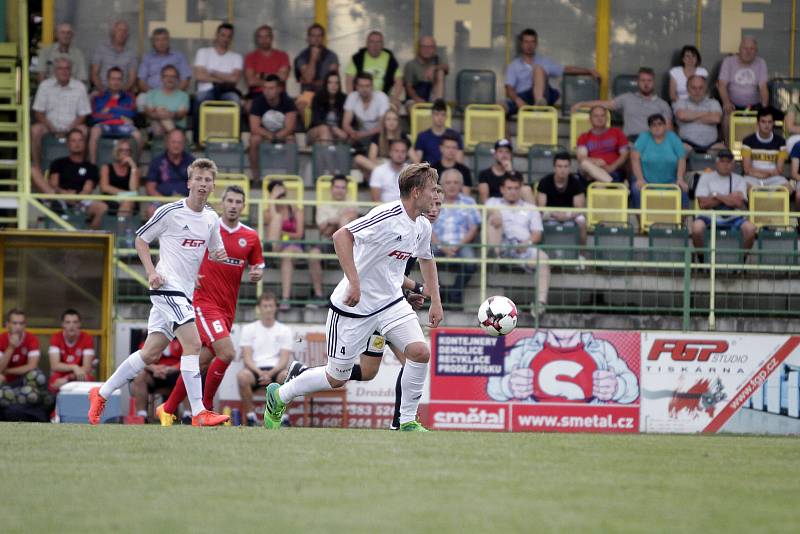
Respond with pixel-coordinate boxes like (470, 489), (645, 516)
(193, 222), (264, 320)
(0, 331), (41, 381)
(48, 331), (95, 366)
(530, 343), (598, 402)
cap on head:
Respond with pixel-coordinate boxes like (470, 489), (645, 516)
(717, 149), (734, 160)
(494, 138), (512, 151)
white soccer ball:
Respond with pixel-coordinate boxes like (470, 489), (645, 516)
(478, 296), (518, 337)
(261, 110), (286, 132)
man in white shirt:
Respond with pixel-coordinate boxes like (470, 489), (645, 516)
(342, 72), (390, 152)
(264, 163), (443, 432)
(236, 292), (294, 426)
(88, 158), (230, 427)
(31, 57), (90, 169)
(487, 173), (550, 318)
(369, 138), (409, 202)
(193, 23), (243, 141)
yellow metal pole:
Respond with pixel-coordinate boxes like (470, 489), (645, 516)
(41, 0), (55, 45)
(102, 234), (114, 379)
(19, 0), (30, 230)
(505, 0), (513, 66)
(791, 0), (797, 77)
(596, 0), (610, 99)
(695, 0), (703, 50)
(315, 0), (328, 31)
(138, 0), (145, 57)
(227, 0), (234, 22)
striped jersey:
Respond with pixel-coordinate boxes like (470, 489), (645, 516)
(330, 200), (432, 316)
(136, 199), (225, 299)
(741, 132), (787, 173)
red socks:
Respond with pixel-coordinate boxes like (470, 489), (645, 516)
(203, 358), (230, 410)
(162, 375), (186, 415)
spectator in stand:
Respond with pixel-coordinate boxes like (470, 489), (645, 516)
(572, 67), (672, 141)
(90, 19), (137, 92)
(432, 169), (479, 304)
(193, 23), (243, 140)
(144, 129), (195, 219)
(630, 113), (688, 209)
(0, 309), (48, 412)
(342, 72), (390, 155)
(718, 36), (770, 141)
(308, 71), (347, 143)
(354, 108), (406, 176)
(412, 98), (463, 164)
(504, 28), (599, 114)
(244, 25), (291, 99)
(99, 138), (139, 216)
(537, 152), (587, 246)
(789, 135), (800, 211)
(144, 65), (190, 137)
(478, 138), (534, 203)
(673, 75), (724, 154)
(294, 23), (339, 114)
(487, 174), (550, 318)
(404, 36), (449, 104)
(48, 309), (96, 393)
(668, 45), (708, 102)
(783, 101), (800, 155)
(370, 138), (410, 202)
(433, 132), (473, 194)
(31, 57), (90, 172)
(576, 106), (628, 185)
(691, 149), (756, 254)
(237, 292), (294, 426)
(345, 31), (403, 108)
(264, 181), (305, 311)
(309, 174), (359, 305)
(248, 74), (297, 180)
(130, 338), (182, 421)
(137, 28), (191, 94)
(48, 128), (107, 228)
(88, 66), (140, 164)
(741, 107), (789, 189)
(36, 22), (88, 84)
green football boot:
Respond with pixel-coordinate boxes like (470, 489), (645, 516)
(399, 421), (429, 432)
(263, 383), (286, 429)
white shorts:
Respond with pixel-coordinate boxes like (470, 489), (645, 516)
(325, 299), (425, 380)
(147, 291), (195, 340)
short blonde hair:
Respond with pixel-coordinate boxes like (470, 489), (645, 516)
(112, 139), (132, 160)
(187, 158), (218, 181)
(399, 162), (438, 197)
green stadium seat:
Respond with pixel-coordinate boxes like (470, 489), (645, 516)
(312, 142), (352, 179)
(705, 227), (744, 268)
(542, 219), (580, 261)
(41, 134), (70, 171)
(527, 144), (567, 183)
(756, 226), (798, 266)
(260, 142), (299, 176)
(648, 224), (689, 263)
(593, 223), (634, 262)
(560, 74), (600, 117)
(204, 141), (245, 173)
(456, 69), (496, 108)
(471, 142), (495, 179)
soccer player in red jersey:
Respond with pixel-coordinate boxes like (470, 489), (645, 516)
(157, 185), (264, 425)
(0, 309), (43, 386)
(48, 309), (96, 393)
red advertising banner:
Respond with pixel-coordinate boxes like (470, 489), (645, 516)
(430, 328), (641, 433)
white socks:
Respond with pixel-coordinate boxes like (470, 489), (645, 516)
(399, 360), (428, 424)
(180, 355), (205, 416)
(279, 366), (333, 403)
(99, 351), (146, 399)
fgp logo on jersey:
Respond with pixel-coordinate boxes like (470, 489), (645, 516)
(181, 239), (206, 248)
(388, 250), (413, 260)
(647, 340), (729, 361)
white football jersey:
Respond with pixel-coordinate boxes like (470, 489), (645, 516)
(330, 200), (433, 316)
(136, 199), (224, 298)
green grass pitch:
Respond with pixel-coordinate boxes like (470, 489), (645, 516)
(1, 423), (798, 533)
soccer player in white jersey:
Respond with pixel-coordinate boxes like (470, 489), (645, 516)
(264, 163), (443, 431)
(88, 158), (231, 426)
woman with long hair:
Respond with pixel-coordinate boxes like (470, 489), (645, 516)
(99, 138), (139, 216)
(308, 71), (348, 143)
(353, 108), (407, 175)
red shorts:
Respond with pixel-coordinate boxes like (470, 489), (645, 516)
(48, 371), (96, 393)
(194, 303), (233, 348)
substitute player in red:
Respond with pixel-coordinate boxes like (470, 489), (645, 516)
(156, 184), (264, 425)
(88, 158), (230, 426)
(48, 309), (96, 393)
